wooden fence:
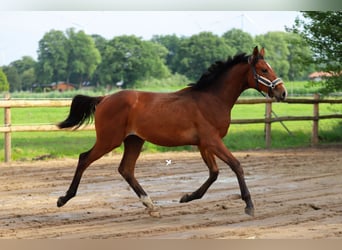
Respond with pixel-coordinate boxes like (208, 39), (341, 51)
(1, 94), (342, 162)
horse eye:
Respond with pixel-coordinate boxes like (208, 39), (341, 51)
(261, 68), (268, 73)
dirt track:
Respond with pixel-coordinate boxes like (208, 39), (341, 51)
(0, 146), (341, 239)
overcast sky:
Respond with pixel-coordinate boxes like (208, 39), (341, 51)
(0, 11), (300, 66)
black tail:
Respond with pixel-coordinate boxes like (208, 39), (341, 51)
(58, 95), (104, 129)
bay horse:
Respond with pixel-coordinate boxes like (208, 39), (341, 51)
(57, 47), (287, 217)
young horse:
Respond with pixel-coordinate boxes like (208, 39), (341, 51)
(57, 47), (287, 217)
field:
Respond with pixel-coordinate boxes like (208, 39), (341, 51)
(0, 80), (341, 161)
(0, 146), (341, 239)
(0, 97), (341, 161)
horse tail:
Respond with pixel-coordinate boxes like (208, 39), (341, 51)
(57, 95), (104, 129)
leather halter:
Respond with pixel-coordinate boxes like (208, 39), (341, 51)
(251, 61), (282, 97)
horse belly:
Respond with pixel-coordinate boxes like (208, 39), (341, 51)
(151, 127), (197, 146)
(132, 111), (199, 147)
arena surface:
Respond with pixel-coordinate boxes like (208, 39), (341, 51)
(0, 146), (341, 239)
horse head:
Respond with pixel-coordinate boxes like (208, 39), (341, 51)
(247, 46), (287, 101)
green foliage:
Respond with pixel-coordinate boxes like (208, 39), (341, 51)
(36, 30), (69, 83)
(222, 28), (254, 54)
(255, 32), (291, 80)
(2, 56), (36, 91)
(11, 56), (37, 90)
(285, 33), (315, 81)
(289, 11), (342, 93)
(36, 28), (101, 85)
(2, 65), (20, 91)
(174, 32), (234, 81)
(97, 35), (170, 88)
(2, 26), (322, 94)
(151, 34), (183, 73)
(0, 68), (9, 92)
(66, 28), (101, 84)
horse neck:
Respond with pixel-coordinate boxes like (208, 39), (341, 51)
(211, 63), (249, 110)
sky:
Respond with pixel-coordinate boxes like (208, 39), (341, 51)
(0, 11), (301, 66)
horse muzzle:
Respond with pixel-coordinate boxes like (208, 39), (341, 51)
(272, 83), (287, 102)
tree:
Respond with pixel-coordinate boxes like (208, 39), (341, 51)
(151, 34), (183, 73)
(140, 41), (170, 80)
(36, 30), (69, 84)
(174, 32), (234, 81)
(10, 56), (37, 90)
(65, 28), (101, 85)
(0, 68), (9, 92)
(2, 66), (20, 92)
(285, 33), (314, 81)
(36, 28), (101, 86)
(98, 35), (170, 88)
(255, 32), (290, 80)
(91, 34), (108, 86)
(289, 11), (342, 93)
(222, 28), (254, 54)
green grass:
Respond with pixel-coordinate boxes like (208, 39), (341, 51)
(1, 81), (341, 161)
(7, 131), (96, 161)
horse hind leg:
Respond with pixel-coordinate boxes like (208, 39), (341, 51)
(118, 135), (160, 217)
(57, 139), (117, 207)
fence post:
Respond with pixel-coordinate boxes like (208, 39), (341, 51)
(312, 93), (319, 146)
(4, 93), (11, 162)
(265, 99), (272, 149)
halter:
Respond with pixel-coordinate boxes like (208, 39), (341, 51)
(251, 62), (282, 97)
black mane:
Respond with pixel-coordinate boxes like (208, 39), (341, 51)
(189, 53), (249, 90)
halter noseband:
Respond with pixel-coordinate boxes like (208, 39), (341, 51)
(251, 62), (282, 96)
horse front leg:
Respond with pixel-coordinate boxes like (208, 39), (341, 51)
(180, 146), (219, 202)
(212, 141), (254, 216)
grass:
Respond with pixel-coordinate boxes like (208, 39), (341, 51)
(1, 81), (341, 161)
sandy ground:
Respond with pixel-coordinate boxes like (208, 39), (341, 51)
(0, 145), (341, 239)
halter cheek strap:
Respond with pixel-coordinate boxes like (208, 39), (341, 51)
(252, 65), (282, 95)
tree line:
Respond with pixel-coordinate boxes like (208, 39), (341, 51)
(0, 27), (319, 93)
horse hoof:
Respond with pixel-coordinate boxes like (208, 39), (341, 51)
(245, 206), (255, 217)
(180, 194), (190, 203)
(148, 210), (161, 218)
(145, 207), (161, 218)
(57, 197), (66, 207)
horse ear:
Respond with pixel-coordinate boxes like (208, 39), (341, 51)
(249, 46), (259, 64)
(252, 46), (259, 57)
(260, 47), (265, 57)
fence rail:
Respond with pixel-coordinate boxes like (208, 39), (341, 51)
(1, 94), (342, 162)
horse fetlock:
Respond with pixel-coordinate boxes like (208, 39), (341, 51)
(140, 195), (155, 209)
(140, 195), (161, 218)
(244, 199), (255, 216)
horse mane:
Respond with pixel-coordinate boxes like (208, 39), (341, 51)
(189, 53), (249, 90)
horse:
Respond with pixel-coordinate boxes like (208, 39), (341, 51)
(56, 46), (287, 217)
